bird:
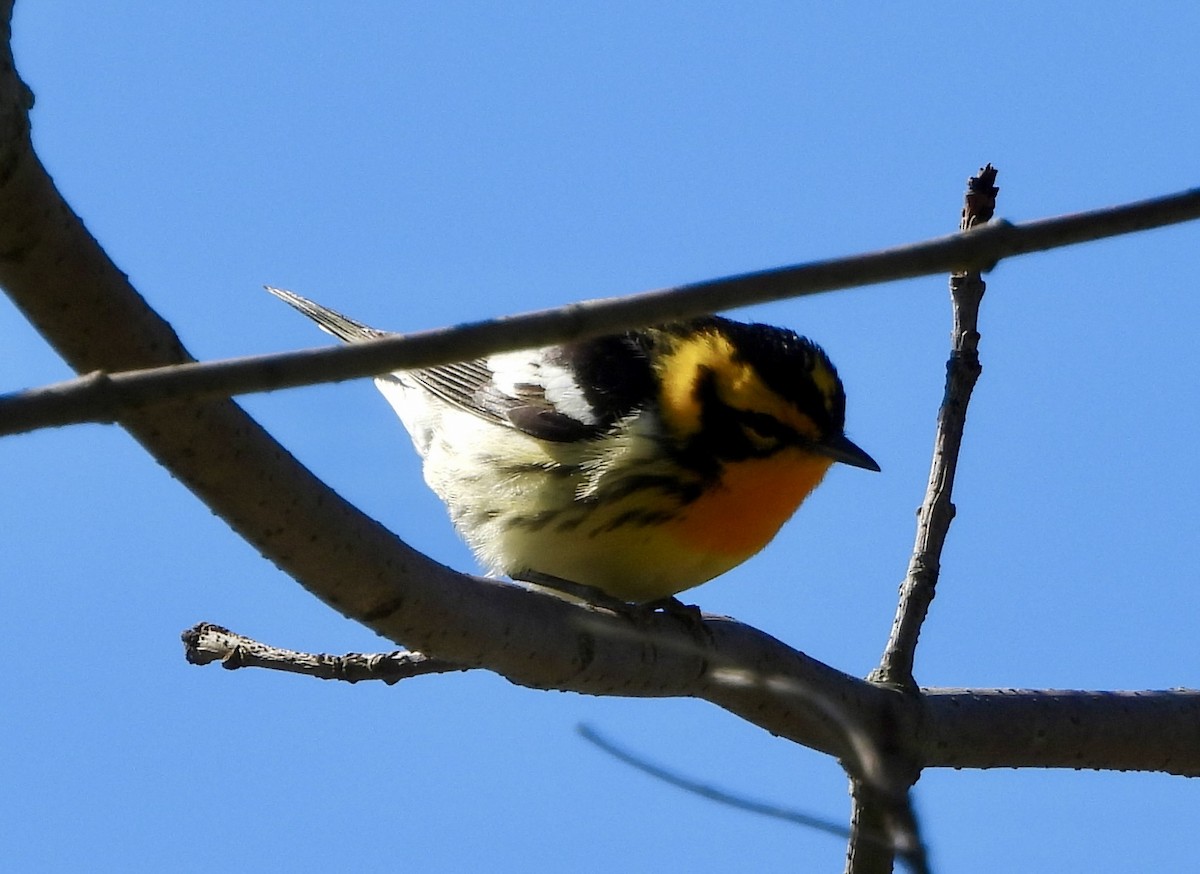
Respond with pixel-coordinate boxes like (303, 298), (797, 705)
(270, 287), (879, 604)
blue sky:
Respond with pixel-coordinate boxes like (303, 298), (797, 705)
(3, 4), (1197, 872)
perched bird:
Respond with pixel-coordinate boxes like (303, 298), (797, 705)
(270, 288), (878, 603)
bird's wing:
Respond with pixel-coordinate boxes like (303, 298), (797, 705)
(269, 286), (658, 444)
(412, 334), (657, 444)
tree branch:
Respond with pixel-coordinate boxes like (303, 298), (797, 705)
(181, 622), (467, 683)
(846, 164), (1000, 874)
(577, 723), (852, 837)
(6, 176), (1200, 436)
(180, 622), (1200, 776)
(845, 778), (929, 874)
(919, 687), (1200, 775)
(2, 5), (1196, 811)
(874, 164), (999, 689)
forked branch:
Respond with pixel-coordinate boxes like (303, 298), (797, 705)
(1, 18), (1196, 872)
(848, 164), (1000, 874)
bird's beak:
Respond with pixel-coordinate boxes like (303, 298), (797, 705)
(817, 433), (881, 472)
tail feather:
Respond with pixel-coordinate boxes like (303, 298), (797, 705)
(266, 286), (386, 343)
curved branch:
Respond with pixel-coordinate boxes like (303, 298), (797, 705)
(182, 623), (1200, 776)
(0, 11), (898, 766)
(2, 5), (1197, 788)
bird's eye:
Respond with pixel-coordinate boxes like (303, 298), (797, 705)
(740, 416), (783, 452)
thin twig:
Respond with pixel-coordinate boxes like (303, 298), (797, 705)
(873, 164), (999, 690)
(847, 165), (1000, 874)
(580, 724), (928, 873)
(181, 622), (467, 683)
(578, 723), (852, 837)
(3, 184), (1200, 437)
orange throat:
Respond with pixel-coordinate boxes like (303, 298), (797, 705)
(667, 449), (834, 559)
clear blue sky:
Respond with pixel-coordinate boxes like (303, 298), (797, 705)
(4, 4), (1197, 872)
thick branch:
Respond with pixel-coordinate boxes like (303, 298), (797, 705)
(0, 18), (901, 763)
(3, 8), (1197, 787)
(182, 623), (1200, 776)
(0, 13), (961, 774)
(845, 779), (928, 874)
(846, 782), (894, 874)
(920, 687), (1200, 776)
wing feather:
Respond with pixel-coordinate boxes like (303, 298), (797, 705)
(269, 287), (661, 444)
(410, 334), (657, 443)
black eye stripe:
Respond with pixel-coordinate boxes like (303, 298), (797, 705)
(739, 410), (793, 440)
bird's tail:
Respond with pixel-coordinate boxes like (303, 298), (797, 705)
(266, 286), (385, 343)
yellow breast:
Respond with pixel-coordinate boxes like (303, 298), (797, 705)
(514, 447), (835, 603)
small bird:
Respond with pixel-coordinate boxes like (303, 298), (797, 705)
(270, 288), (878, 604)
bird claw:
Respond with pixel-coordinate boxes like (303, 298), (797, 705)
(634, 596), (712, 642)
(517, 573), (711, 641)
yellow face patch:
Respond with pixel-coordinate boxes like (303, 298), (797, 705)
(713, 352), (824, 443)
(807, 359), (840, 415)
(655, 329), (824, 444)
(656, 332), (732, 439)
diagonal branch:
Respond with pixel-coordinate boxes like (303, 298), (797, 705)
(2, 4), (1198, 796)
(4, 180), (1200, 436)
(0, 3), (904, 765)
